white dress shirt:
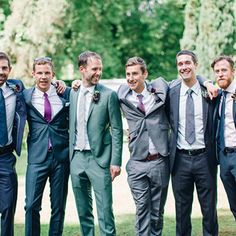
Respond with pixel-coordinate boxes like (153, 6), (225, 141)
(75, 85), (94, 150)
(31, 85), (63, 118)
(0, 83), (16, 147)
(177, 81), (205, 150)
(126, 85), (157, 155)
(222, 80), (236, 148)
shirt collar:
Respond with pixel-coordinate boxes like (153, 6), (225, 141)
(35, 84), (54, 98)
(225, 79), (236, 94)
(81, 85), (95, 94)
(0, 82), (7, 93)
(180, 80), (201, 96)
(132, 83), (148, 97)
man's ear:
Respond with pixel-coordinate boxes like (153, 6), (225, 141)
(144, 70), (148, 79)
(79, 65), (85, 73)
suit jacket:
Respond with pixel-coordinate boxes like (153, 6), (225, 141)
(166, 76), (217, 174)
(23, 87), (70, 164)
(6, 79), (27, 156)
(69, 83), (123, 168)
(117, 78), (169, 160)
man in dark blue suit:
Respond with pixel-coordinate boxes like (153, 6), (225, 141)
(24, 57), (70, 236)
(0, 52), (26, 236)
(211, 55), (236, 220)
(166, 50), (218, 236)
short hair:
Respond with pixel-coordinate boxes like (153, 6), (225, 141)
(0, 52), (11, 68)
(176, 50), (198, 64)
(78, 51), (102, 68)
(125, 57), (147, 74)
(211, 55), (234, 70)
(33, 57), (54, 72)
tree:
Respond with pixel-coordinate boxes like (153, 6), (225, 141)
(181, 0), (236, 78)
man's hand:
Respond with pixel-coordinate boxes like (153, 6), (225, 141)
(72, 80), (81, 91)
(204, 81), (219, 100)
(52, 80), (66, 94)
(110, 165), (121, 181)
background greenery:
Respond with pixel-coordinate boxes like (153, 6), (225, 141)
(0, 0), (235, 84)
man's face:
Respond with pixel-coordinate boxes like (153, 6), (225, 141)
(80, 57), (102, 87)
(0, 59), (11, 87)
(126, 65), (147, 94)
(214, 59), (235, 90)
(32, 64), (54, 92)
(177, 54), (197, 82)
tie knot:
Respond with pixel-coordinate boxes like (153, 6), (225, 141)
(44, 92), (48, 98)
(187, 89), (193, 96)
(222, 90), (227, 98)
(137, 94), (143, 101)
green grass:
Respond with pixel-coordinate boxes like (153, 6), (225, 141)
(14, 210), (236, 236)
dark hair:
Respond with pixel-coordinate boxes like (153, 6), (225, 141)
(176, 50), (198, 64)
(33, 57), (54, 72)
(0, 52), (11, 68)
(78, 51), (102, 68)
(211, 55), (234, 70)
(125, 57), (147, 74)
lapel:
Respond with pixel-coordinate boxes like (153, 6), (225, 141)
(87, 84), (99, 121)
(232, 93), (236, 127)
(200, 86), (209, 134)
(170, 83), (181, 133)
(24, 87), (45, 121)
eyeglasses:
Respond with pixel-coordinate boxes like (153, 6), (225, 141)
(34, 57), (52, 63)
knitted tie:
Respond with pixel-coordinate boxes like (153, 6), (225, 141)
(218, 91), (227, 150)
(77, 90), (89, 151)
(185, 89), (195, 145)
(137, 94), (145, 114)
(0, 88), (8, 146)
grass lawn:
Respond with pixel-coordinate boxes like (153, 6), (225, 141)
(15, 210), (236, 236)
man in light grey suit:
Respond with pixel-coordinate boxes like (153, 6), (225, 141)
(117, 57), (170, 235)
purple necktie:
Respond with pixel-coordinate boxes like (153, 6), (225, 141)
(137, 94), (145, 114)
(44, 93), (52, 123)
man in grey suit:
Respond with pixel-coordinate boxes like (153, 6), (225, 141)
(0, 52), (26, 236)
(24, 57), (70, 236)
(69, 51), (123, 236)
(166, 50), (218, 236)
(117, 57), (170, 235)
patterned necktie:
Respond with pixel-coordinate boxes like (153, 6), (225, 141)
(44, 93), (52, 123)
(218, 91), (227, 150)
(185, 89), (195, 145)
(137, 94), (145, 114)
(77, 89), (89, 151)
(0, 88), (8, 146)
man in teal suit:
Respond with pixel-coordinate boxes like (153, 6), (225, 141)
(70, 51), (123, 236)
(24, 57), (70, 236)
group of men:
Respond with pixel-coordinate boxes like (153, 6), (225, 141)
(0, 49), (235, 236)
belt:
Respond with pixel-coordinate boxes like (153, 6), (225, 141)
(224, 147), (236, 154)
(0, 143), (14, 155)
(143, 153), (161, 161)
(177, 148), (206, 156)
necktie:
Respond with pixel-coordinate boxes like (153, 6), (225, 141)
(0, 88), (8, 146)
(218, 91), (227, 150)
(77, 90), (89, 151)
(44, 93), (52, 123)
(137, 94), (145, 114)
(185, 89), (195, 145)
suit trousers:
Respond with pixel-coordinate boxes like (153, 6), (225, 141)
(126, 157), (170, 236)
(70, 150), (115, 236)
(0, 152), (17, 236)
(219, 149), (236, 219)
(25, 152), (69, 236)
(172, 151), (218, 236)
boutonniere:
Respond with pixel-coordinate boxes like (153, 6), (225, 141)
(92, 90), (100, 103)
(148, 85), (160, 102)
(8, 83), (21, 93)
(231, 89), (236, 101)
(201, 90), (210, 100)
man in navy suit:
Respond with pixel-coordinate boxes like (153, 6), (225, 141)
(24, 57), (70, 236)
(166, 50), (218, 236)
(0, 52), (26, 236)
(211, 55), (236, 220)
